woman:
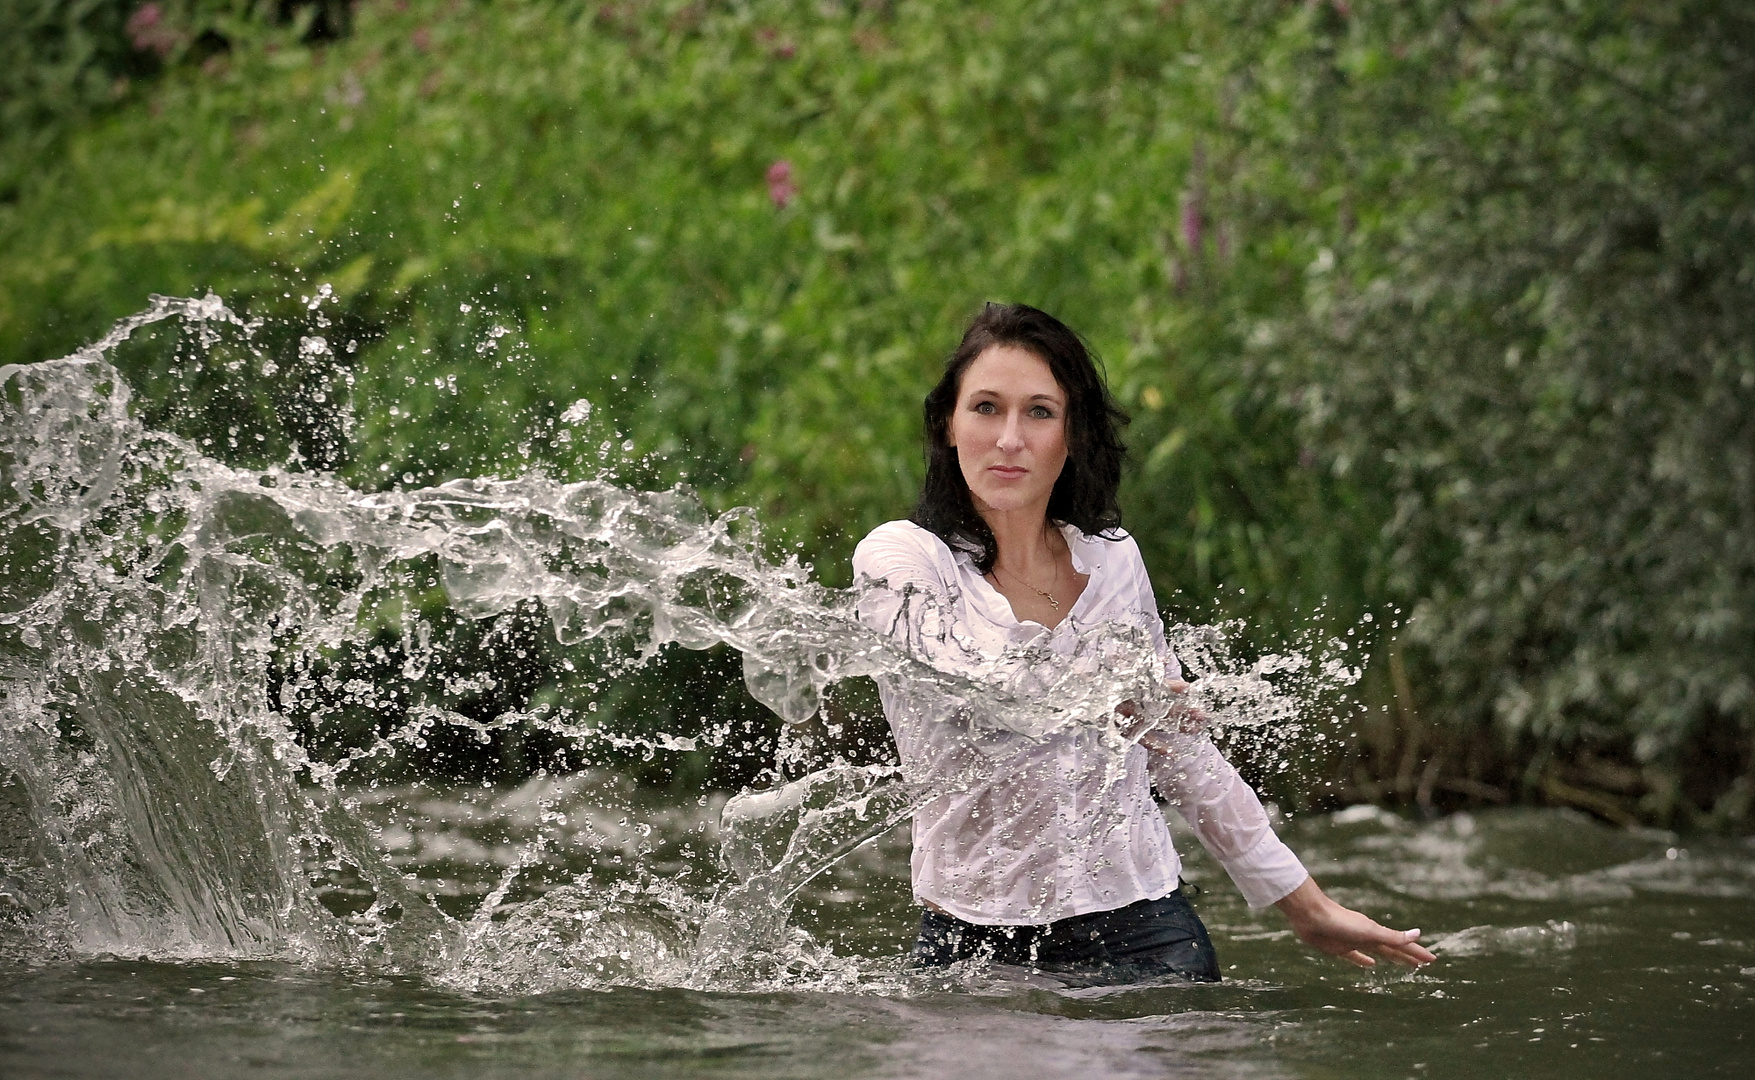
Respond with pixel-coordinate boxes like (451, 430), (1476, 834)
(852, 303), (1434, 981)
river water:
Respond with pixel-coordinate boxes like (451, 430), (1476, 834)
(5, 797), (1751, 1079)
(2, 299), (1751, 1077)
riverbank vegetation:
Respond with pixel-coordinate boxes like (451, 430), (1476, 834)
(3, 0), (1751, 829)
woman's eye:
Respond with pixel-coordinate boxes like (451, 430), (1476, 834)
(1030, 406), (1054, 419)
(974, 401), (997, 414)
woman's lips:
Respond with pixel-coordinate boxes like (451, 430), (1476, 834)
(988, 465), (1028, 478)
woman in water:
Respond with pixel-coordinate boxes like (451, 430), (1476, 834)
(852, 303), (1435, 980)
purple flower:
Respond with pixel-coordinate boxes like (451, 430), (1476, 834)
(1180, 197), (1203, 253)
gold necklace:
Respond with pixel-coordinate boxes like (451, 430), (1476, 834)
(993, 563), (1061, 610)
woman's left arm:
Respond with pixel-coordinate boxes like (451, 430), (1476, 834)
(1127, 545), (1431, 967)
(1146, 730), (1311, 907)
(1148, 732), (1434, 968)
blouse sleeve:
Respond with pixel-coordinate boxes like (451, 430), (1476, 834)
(851, 522), (1037, 762)
(852, 524), (955, 655)
(1147, 733), (1310, 908)
(1126, 541), (1308, 909)
(851, 522), (1012, 686)
(1128, 541), (1183, 683)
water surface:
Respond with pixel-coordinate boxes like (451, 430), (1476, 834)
(6, 800), (1750, 1079)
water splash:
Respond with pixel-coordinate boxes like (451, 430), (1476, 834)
(0, 296), (1357, 989)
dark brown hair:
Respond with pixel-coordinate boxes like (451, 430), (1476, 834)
(912, 303), (1129, 572)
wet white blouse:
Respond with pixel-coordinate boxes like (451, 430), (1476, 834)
(852, 519), (1308, 925)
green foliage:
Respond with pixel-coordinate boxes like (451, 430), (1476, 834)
(3, 0), (1752, 823)
(0, 1), (348, 196)
(1230, 0), (1755, 826)
(3, 0), (1330, 588)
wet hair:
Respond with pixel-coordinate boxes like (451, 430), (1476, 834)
(911, 302), (1129, 573)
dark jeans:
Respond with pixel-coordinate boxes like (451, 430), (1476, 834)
(911, 888), (1221, 983)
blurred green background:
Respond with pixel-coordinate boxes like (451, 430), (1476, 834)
(3, 0), (1752, 828)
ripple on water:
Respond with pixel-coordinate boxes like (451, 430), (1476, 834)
(1282, 806), (1755, 905)
(1430, 920), (1583, 958)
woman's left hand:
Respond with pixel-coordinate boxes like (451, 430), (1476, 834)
(1119, 678), (1208, 750)
(1274, 877), (1436, 969)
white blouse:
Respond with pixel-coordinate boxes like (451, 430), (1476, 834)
(851, 519), (1308, 925)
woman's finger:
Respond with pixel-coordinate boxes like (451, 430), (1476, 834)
(1340, 949), (1376, 968)
(1383, 942), (1436, 966)
(1375, 928), (1434, 965)
(1367, 930), (1435, 966)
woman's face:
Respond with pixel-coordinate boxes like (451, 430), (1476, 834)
(947, 344), (1069, 518)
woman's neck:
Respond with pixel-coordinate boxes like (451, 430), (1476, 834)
(981, 504), (1064, 580)
(976, 502), (1087, 626)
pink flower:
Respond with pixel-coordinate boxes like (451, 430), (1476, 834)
(126, 3), (160, 31)
(127, 3), (181, 59)
(411, 26), (433, 52)
(755, 26), (796, 59)
(766, 160), (797, 209)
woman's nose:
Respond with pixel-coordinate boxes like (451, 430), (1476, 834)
(996, 415), (1025, 452)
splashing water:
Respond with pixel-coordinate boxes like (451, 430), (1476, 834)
(0, 296), (1357, 991)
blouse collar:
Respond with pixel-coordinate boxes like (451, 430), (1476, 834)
(954, 522), (1102, 631)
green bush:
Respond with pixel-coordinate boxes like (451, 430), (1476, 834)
(1229, 0), (1755, 827)
(0, 1), (350, 195)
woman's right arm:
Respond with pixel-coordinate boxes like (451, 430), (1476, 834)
(851, 526), (948, 649)
(850, 524), (993, 685)
(851, 524), (1045, 765)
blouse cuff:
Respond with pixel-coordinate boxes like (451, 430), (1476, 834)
(1219, 832), (1310, 910)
